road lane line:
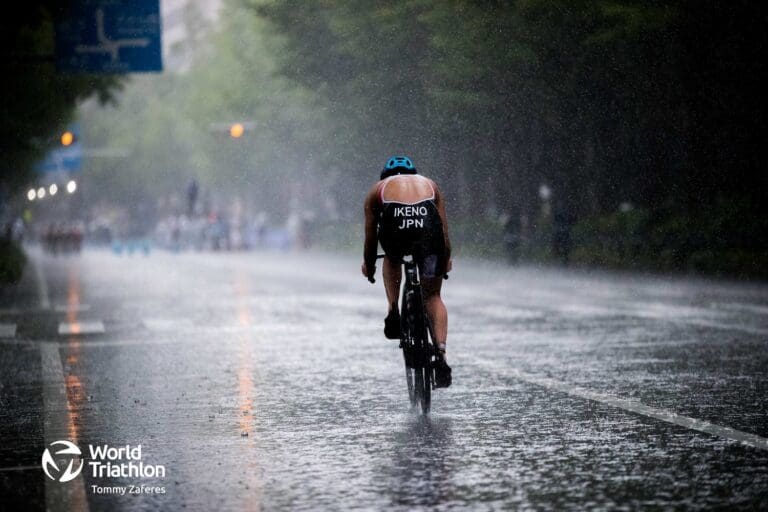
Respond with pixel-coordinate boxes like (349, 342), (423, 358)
(0, 323), (16, 338)
(457, 292), (768, 336)
(41, 344), (89, 512)
(58, 321), (105, 336)
(54, 304), (91, 313)
(714, 302), (768, 316)
(472, 358), (768, 451)
(0, 465), (41, 472)
(661, 317), (768, 337)
(143, 317), (193, 331)
(31, 255), (51, 310)
(0, 339), (34, 347)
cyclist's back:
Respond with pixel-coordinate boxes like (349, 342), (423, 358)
(377, 174), (445, 274)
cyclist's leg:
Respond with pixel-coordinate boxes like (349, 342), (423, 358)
(419, 248), (451, 387)
(422, 275), (447, 350)
(382, 255), (401, 313)
(382, 255), (403, 339)
(423, 269), (451, 388)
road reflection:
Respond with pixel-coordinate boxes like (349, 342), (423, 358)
(388, 415), (455, 507)
(65, 263), (82, 333)
(62, 264), (88, 511)
(234, 271), (261, 511)
(64, 264), (84, 445)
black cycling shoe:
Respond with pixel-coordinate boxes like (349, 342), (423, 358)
(434, 357), (452, 388)
(384, 310), (401, 339)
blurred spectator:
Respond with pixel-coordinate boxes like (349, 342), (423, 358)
(42, 222), (83, 255)
(553, 205), (575, 265)
(500, 213), (521, 263)
(11, 217), (25, 243)
(187, 179), (199, 216)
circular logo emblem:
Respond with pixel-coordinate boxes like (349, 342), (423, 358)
(41, 440), (84, 483)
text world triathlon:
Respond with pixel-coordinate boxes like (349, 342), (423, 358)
(88, 445), (165, 478)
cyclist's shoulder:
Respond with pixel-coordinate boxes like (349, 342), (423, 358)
(399, 173), (440, 191)
(424, 175), (440, 188)
(369, 174), (441, 200)
(418, 176), (442, 197)
(366, 179), (385, 195)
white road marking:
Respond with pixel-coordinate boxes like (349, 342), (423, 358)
(58, 321), (105, 336)
(0, 323), (16, 338)
(671, 318), (768, 337)
(455, 291), (768, 336)
(54, 304), (91, 313)
(473, 358), (768, 451)
(2, 335), (241, 349)
(32, 256), (51, 310)
(143, 317), (193, 331)
(628, 310), (768, 336)
(0, 339), (33, 346)
(51, 337), (184, 348)
(41, 344), (89, 511)
(714, 302), (768, 316)
(0, 337), (176, 348)
(589, 304), (768, 336)
(0, 465), (40, 472)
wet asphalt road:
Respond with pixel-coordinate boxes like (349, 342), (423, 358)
(1, 247), (767, 511)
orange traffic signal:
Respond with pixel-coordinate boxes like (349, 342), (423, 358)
(229, 123), (245, 138)
(61, 131), (75, 146)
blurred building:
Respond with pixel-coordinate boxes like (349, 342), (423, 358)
(161, 0), (221, 72)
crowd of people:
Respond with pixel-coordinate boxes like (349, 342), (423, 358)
(153, 211), (313, 252)
(41, 223), (84, 254)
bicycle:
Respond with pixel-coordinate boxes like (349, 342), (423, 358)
(372, 253), (446, 414)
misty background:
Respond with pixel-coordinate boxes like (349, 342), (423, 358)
(1, 0), (766, 280)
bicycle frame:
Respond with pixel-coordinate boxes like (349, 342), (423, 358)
(398, 255), (435, 413)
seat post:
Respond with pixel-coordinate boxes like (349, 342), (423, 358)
(402, 254), (419, 286)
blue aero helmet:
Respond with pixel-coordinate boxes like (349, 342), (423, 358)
(381, 155), (417, 179)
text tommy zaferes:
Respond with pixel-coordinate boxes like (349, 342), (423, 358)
(87, 444), (166, 478)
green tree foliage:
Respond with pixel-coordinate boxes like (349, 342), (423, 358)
(251, 0), (766, 276)
(0, 240), (26, 285)
(0, 1), (121, 194)
(79, 1), (326, 218)
(76, 0), (765, 276)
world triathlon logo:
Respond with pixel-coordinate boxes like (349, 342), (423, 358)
(41, 440), (84, 483)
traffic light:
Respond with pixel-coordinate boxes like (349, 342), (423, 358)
(61, 131), (75, 146)
(209, 121), (254, 138)
(229, 123), (245, 138)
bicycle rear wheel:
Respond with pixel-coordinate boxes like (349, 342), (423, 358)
(415, 363), (431, 414)
(400, 259), (432, 414)
(403, 354), (416, 407)
(412, 298), (431, 415)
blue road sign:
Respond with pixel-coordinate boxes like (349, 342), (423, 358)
(55, 0), (162, 73)
(36, 125), (82, 175)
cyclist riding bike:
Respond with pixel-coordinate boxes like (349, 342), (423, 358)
(361, 156), (453, 388)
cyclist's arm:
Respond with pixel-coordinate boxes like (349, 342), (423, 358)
(363, 183), (380, 270)
(432, 180), (452, 263)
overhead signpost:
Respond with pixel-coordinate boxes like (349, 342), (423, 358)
(55, 0), (162, 74)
